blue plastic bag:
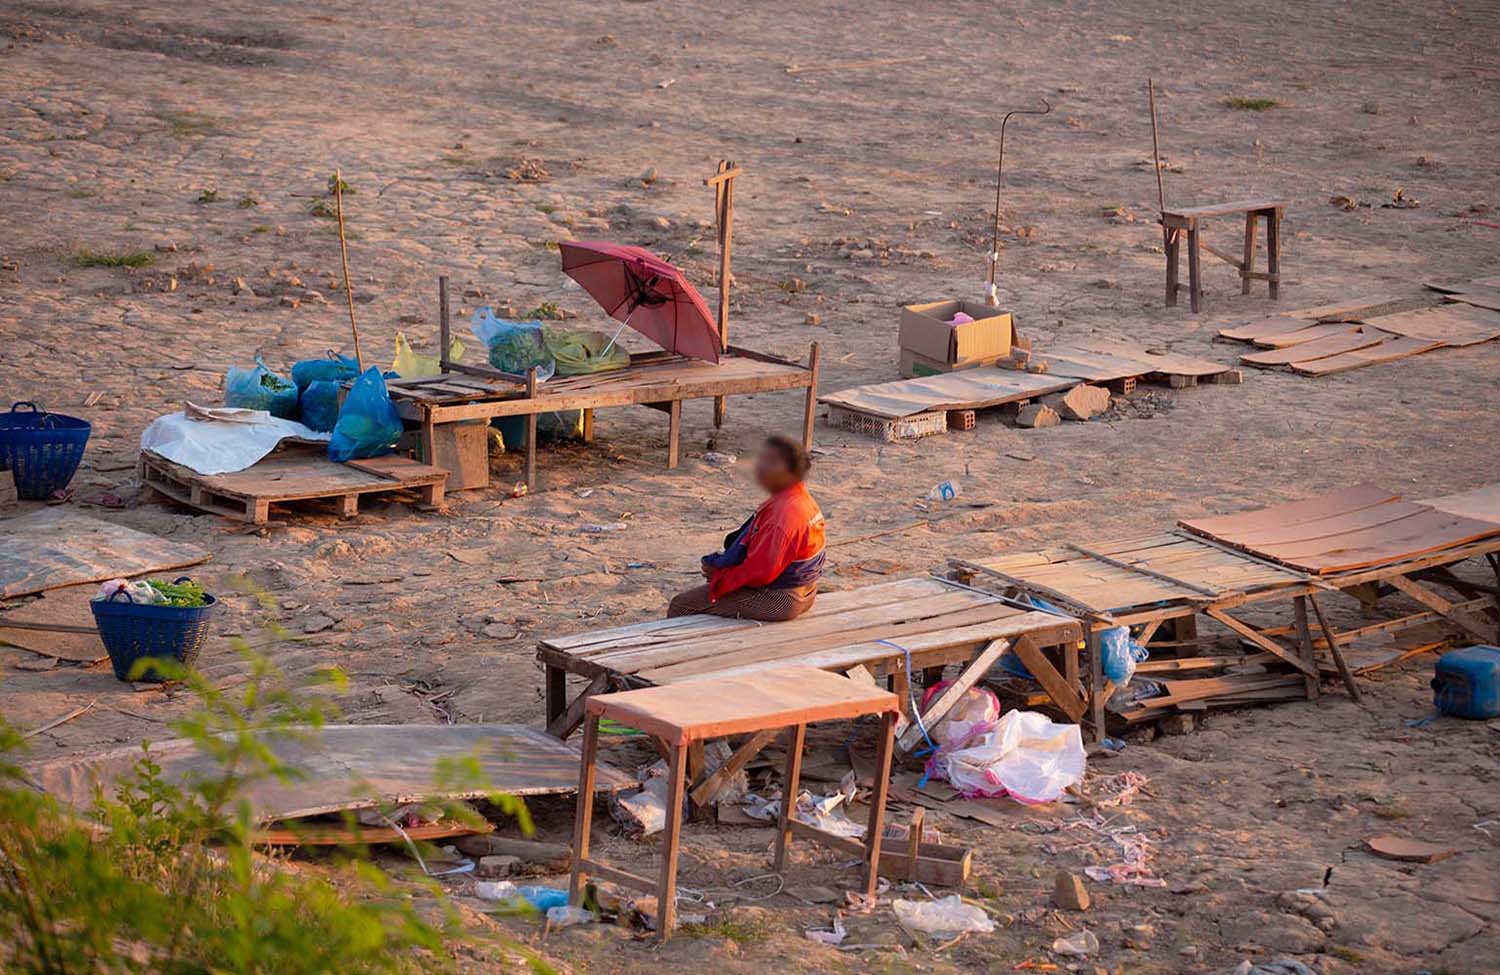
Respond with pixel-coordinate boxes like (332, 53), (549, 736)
(328, 367), (401, 462)
(224, 356), (299, 419)
(291, 353), (360, 392)
(470, 307), (555, 378)
(1100, 626), (1149, 686)
(299, 379), (342, 433)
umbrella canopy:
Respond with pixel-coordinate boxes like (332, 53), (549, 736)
(558, 241), (722, 363)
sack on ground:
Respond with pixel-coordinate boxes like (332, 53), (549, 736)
(224, 356), (299, 419)
(328, 367), (401, 462)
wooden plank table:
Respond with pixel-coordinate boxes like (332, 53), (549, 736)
(952, 484), (1500, 738)
(390, 343), (819, 492)
(1161, 198), (1287, 313)
(569, 668), (899, 941)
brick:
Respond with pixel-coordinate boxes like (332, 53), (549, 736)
(1052, 870), (1091, 911)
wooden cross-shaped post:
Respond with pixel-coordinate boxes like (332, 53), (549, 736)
(704, 160), (742, 427)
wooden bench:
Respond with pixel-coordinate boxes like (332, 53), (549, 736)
(567, 667), (899, 941)
(1161, 198), (1287, 313)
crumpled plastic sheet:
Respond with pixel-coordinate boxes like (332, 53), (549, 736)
(892, 895), (995, 937)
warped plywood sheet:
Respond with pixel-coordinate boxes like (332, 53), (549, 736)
(1364, 303), (1500, 347)
(1180, 487), (1500, 574)
(1241, 328), (1391, 367)
(26, 724), (637, 822)
(1035, 336), (1233, 382)
(1, 509), (211, 599)
(1219, 315), (1320, 342)
(0, 584), (108, 661)
(1442, 286), (1500, 313)
(1250, 321), (1363, 349)
(819, 368), (1076, 419)
(1421, 483), (1500, 524)
(1289, 336), (1443, 376)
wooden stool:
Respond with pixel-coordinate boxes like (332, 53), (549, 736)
(1161, 198), (1287, 313)
(567, 666), (899, 942)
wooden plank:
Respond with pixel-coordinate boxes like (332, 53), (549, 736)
(1308, 594), (1361, 701)
(545, 673), (609, 739)
(1009, 634), (1086, 721)
(1241, 328), (1389, 366)
(896, 638), (1010, 752)
(1, 508), (211, 599)
(688, 728), (781, 806)
(1443, 286), (1500, 313)
(1420, 483), (1500, 524)
(1383, 575), (1496, 644)
(1179, 486), (1400, 543)
(1257, 509), (1500, 575)
(819, 368), (1078, 420)
(1363, 303), (1500, 347)
(1219, 314), (1323, 342)
(1203, 607), (1317, 676)
(1249, 322), (1365, 349)
(1224, 500), (1430, 548)
(1165, 199), (1287, 219)
(1289, 336), (1443, 376)
(1066, 543), (1221, 597)
(253, 818), (489, 847)
(1062, 336), (1232, 378)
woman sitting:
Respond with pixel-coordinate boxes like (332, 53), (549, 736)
(666, 435), (825, 622)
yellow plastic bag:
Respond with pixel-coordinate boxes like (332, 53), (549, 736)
(392, 331), (465, 378)
(542, 326), (630, 376)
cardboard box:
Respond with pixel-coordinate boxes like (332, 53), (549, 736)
(899, 348), (1007, 379)
(899, 300), (1013, 370)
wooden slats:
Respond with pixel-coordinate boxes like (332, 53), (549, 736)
(1240, 328), (1391, 366)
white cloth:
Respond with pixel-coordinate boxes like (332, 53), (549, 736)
(140, 409), (329, 475)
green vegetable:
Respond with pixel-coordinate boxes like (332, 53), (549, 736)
(148, 579), (208, 607)
(258, 373), (292, 391)
(486, 323), (551, 374)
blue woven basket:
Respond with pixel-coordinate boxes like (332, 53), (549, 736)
(0, 401), (91, 499)
(90, 580), (217, 682)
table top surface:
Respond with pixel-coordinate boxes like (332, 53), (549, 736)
(585, 666), (898, 745)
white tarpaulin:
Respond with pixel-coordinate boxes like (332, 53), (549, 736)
(140, 408), (329, 475)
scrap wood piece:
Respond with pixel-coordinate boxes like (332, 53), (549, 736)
(24, 723), (638, 822)
(22, 700), (96, 739)
(1289, 335), (1443, 376)
(0, 583), (110, 661)
(254, 817), (492, 847)
(1008, 634), (1086, 722)
(819, 368), (1077, 420)
(1382, 575), (1496, 645)
(688, 727), (782, 806)
(1, 508), (211, 600)
(1061, 336), (1233, 378)
(1249, 321), (1366, 349)
(1242, 327), (1392, 367)
(1179, 484), (1400, 544)
(1203, 607), (1317, 676)
(896, 638), (1010, 752)
(1218, 315), (1325, 342)
(1421, 483), (1500, 524)
(1363, 302), (1500, 347)
(1442, 285), (1500, 313)
(1365, 834), (1456, 863)
(546, 672), (611, 739)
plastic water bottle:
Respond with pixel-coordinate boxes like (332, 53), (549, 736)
(927, 479), (961, 501)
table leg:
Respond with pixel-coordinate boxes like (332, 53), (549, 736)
(1164, 227), (1180, 307)
(713, 396), (727, 429)
(862, 711), (896, 899)
(1309, 593), (1361, 702)
(1087, 627), (1105, 743)
(581, 408), (594, 444)
(666, 400), (682, 469)
(1187, 226), (1202, 314)
(1241, 211), (1257, 295)
(1293, 596), (1321, 700)
(656, 740), (688, 941)
(774, 724), (806, 872)
(568, 715), (600, 905)
(545, 666), (566, 727)
(1266, 209), (1281, 300)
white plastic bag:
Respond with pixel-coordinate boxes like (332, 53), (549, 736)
(932, 709), (1085, 803)
(892, 895), (995, 937)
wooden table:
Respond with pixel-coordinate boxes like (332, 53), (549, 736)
(388, 344), (819, 492)
(951, 483), (1500, 737)
(1161, 198), (1287, 313)
(568, 667), (899, 940)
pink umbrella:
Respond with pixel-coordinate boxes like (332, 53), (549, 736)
(558, 240), (722, 363)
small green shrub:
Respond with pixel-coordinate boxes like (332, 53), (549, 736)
(1224, 96), (1279, 111)
(75, 249), (154, 268)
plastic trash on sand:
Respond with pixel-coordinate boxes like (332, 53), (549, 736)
(327, 367), (401, 462)
(470, 307), (554, 378)
(892, 895), (995, 937)
(392, 332), (465, 379)
(929, 709), (1086, 803)
(545, 905), (594, 928)
(1052, 929), (1099, 956)
(1100, 625), (1148, 686)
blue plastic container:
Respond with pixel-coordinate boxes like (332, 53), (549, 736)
(90, 580), (217, 683)
(1432, 645), (1500, 719)
(0, 401), (91, 499)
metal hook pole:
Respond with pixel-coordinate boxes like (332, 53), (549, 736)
(988, 98), (1052, 305)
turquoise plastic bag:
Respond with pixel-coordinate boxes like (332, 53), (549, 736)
(291, 353), (360, 392)
(328, 367), (401, 462)
(224, 355), (298, 419)
(299, 379), (342, 433)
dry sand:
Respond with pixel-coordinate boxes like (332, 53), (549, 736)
(1, 0), (1498, 972)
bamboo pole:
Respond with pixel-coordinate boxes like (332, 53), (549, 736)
(333, 168), (364, 371)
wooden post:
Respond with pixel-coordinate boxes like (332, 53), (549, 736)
(666, 399), (682, 469)
(567, 715), (600, 905)
(656, 741), (687, 941)
(862, 711), (896, 899)
(1165, 228), (1180, 307)
(545, 666), (567, 727)
(1308, 594), (1361, 702)
(1241, 212), (1256, 295)
(438, 275), (452, 374)
(802, 341), (820, 452)
(705, 160), (740, 428)
(774, 724), (806, 872)
(524, 366), (538, 491)
(1293, 596), (1320, 700)
(1086, 626), (1106, 742)
(1267, 207), (1282, 300)
(1187, 226), (1203, 314)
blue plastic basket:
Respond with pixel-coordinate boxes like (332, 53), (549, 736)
(0, 401), (91, 499)
(90, 579), (217, 682)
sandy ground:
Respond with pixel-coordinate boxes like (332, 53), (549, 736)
(2, 0), (1499, 971)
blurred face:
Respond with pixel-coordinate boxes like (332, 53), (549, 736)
(755, 444), (796, 494)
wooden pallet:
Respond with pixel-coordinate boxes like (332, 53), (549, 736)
(1032, 336), (1238, 388)
(141, 446), (447, 524)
